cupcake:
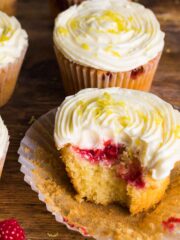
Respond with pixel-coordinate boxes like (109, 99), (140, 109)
(54, 88), (180, 214)
(0, 11), (28, 107)
(0, 116), (9, 177)
(49, 0), (85, 18)
(53, 0), (165, 94)
(0, 0), (16, 15)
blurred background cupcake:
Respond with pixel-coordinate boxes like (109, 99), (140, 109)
(0, 11), (28, 107)
(49, 0), (85, 18)
(0, 116), (9, 178)
(0, 0), (16, 15)
(53, 0), (165, 95)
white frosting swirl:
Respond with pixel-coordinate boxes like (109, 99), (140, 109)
(54, 88), (180, 180)
(54, 0), (164, 72)
(0, 116), (9, 159)
(0, 11), (28, 67)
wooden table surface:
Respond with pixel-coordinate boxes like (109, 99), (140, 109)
(0, 0), (179, 239)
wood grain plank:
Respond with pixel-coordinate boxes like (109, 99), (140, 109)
(0, 0), (179, 239)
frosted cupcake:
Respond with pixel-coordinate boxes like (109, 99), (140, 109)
(0, 0), (16, 15)
(0, 11), (28, 107)
(54, 88), (180, 214)
(0, 116), (9, 177)
(54, 0), (164, 94)
(49, 0), (85, 18)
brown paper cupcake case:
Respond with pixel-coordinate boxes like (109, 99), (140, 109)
(18, 108), (180, 240)
(0, 46), (27, 107)
(54, 45), (161, 95)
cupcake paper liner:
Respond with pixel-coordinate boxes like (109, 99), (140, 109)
(18, 108), (180, 240)
(0, 46), (27, 107)
(0, 139), (9, 178)
(54, 46), (161, 95)
(0, 0), (16, 15)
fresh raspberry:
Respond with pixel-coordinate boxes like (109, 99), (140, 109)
(0, 219), (25, 240)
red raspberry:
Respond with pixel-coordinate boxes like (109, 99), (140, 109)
(0, 219), (25, 240)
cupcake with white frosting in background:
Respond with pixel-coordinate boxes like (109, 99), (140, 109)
(54, 88), (180, 214)
(0, 0), (16, 16)
(53, 0), (164, 94)
(0, 11), (28, 107)
(0, 116), (9, 178)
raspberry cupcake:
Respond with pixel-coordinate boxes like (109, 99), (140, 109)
(54, 88), (180, 214)
(0, 0), (16, 15)
(0, 116), (9, 177)
(54, 0), (164, 94)
(49, 0), (85, 18)
(0, 11), (28, 107)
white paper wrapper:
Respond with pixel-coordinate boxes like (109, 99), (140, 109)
(0, 140), (9, 178)
(18, 109), (180, 240)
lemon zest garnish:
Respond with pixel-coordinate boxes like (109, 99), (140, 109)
(137, 111), (148, 122)
(57, 26), (68, 35)
(111, 50), (121, 58)
(0, 26), (13, 42)
(174, 125), (180, 138)
(70, 18), (78, 30)
(154, 114), (163, 125)
(119, 116), (131, 127)
(135, 139), (141, 146)
(105, 45), (112, 52)
(105, 46), (121, 58)
(81, 43), (90, 50)
(128, 16), (134, 22)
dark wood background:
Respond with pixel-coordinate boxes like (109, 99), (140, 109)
(0, 0), (179, 239)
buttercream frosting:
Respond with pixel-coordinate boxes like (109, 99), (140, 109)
(54, 0), (164, 72)
(0, 116), (9, 159)
(54, 88), (180, 180)
(0, 11), (28, 67)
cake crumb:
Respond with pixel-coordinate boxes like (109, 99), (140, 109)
(28, 116), (36, 125)
(24, 147), (30, 153)
(47, 232), (59, 238)
(166, 48), (171, 53)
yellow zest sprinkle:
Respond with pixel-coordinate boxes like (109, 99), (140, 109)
(119, 116), (131, 127)
(70, 19), (78, 30)
(137, 111), (148, 122)
(0, 26), (13, 42)
(174, 125), (180, 138)
(57, 26), (68, 35)
(117, 101), (125, 107)
(105, 45), (112, 52)
(111, 50), (121, 58)
(81, 43), (90, 50)
(77, 93), (126, 120)
(128, 16), (134, 22)
(135, 139), (141, 146)
(154, 114), (163, 125)
(105, 46), (121, 58)
(101, 10), (128, 33)
(77, 100), (86, 116)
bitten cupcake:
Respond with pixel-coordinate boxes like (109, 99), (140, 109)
(49, 0), (85, 18)
(54, 88), (180, 214)
(0, 11), (28, 107)
(0, 116), (9, 177)
(54, 0), (165, 94)
(0, 0), (16, 15)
